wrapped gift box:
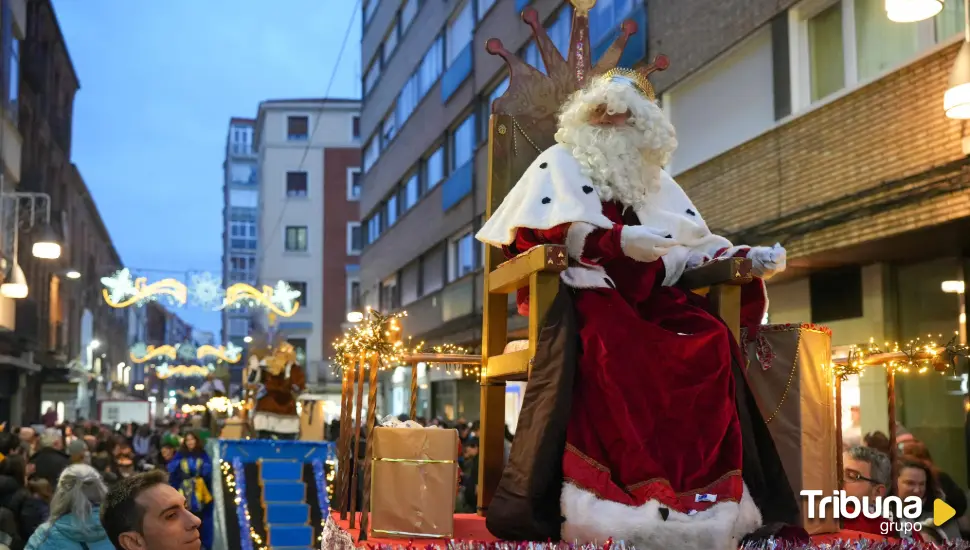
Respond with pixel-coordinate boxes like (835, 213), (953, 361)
(745, 323), (839, 535)
(370, 426), (458, 538)
(299, 399), (327, 441)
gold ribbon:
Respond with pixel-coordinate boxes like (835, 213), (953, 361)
(374, 458), (454, 464)
(372, 528), (453, 538)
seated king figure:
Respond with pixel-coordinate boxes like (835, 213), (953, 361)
(476, 66), (801, 548)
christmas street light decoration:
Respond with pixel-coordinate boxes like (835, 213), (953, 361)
(197, 343), (242, 363)
(155, 363), (214, 379)
(102, 269), (188, 308)
(129, 343), (178, 364)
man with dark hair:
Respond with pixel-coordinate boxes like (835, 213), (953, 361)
(101, 470), (201, 550)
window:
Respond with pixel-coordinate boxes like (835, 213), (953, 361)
(400, 262), (420, 305)
(288, 282), (308, 307)
(381, 110), (397, 146)
(364, 61), (381, 96)
(396, 75), (420, 126)
(366, 212), (382, 244)
(384, 24), (399, 63)
(386, 194), (399, 227)
(419, 37), (445, 96)
(286, 171), (308, 197)
(446, 2), (475, 67)
(363, 137), (380, 172)
(230, 163), (255, 185)
(450, 112), (477, 171)
(403, 173), (420, 210)
(798, 0), (935, 109)
(589, 0), (634, 47)
(347, 222), (363, 255)
(810, 265), (863, 323)
(380, 275), (399, 311)
(7, 38), (18, 117)
(228, 319), (249, 336)
(347, 279), (362, 311)
(229, 189), (259, 207)
(285, 226), (308, 252)
(486, 77), (510, 119)
(477, 0), (496, 19)
(426, 146), (446, 189)
(230, 221), (257, 250)
(287, 116), (309, 140)
(449, 231), (476, 281)
(401, 0), (418, 32)
(854, 0), (919, 81)
(347, 168), (362, 200)
(352, 116), (360, 139)
(422, 245), (446, 294)
(364, 0), (379, 25)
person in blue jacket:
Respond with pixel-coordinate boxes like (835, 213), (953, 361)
(167, 432), (212, 550)
(25, 464), (113, 550)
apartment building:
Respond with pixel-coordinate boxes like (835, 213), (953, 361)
(358, 0), (646, 421)
(254, 98), (361, 399)
(361, 0), (970, 471)
(222, 117), (258, 351)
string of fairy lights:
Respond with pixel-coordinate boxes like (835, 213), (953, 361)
(329, 308), (477, 378)
(832, 333), (969, 380)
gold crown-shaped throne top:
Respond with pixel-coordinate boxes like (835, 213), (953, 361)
(485, 0), (670, 152)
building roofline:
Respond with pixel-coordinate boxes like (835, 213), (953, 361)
(70, 163), (122, 267)
(230, 117), (256, 125)
(45, 0), (81, 91)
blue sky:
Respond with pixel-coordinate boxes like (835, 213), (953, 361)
(52, 0), (361, 338)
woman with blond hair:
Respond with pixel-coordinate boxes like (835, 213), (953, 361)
(24, 464), (112, 550)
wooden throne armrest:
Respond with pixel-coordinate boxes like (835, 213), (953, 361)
(488, 244), (568, 294)
(679, 256), (753, 290)
(679, 257), (753, 342)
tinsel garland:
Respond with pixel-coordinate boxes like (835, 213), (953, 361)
(344, 540), (970, 550)
(312, 459), (330, 519)
(741, 540), (970, 549)
(232, 458), (255, 550)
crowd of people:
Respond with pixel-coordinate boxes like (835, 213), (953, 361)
(0, 418), (212, 550)
(843, 427), (969, 541)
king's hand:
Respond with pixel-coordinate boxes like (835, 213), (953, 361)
(619, 225), (677, 263)
(749, 243), (787, 279)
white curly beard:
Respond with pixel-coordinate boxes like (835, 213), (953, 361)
(555, 79), (678, 211)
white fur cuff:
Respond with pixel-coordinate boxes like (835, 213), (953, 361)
(561, 482), (762, 550)
(566, 222), (597, 261)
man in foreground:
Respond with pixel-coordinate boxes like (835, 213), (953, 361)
(101, 470), (202, 550)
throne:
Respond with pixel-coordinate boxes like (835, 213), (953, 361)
(476, 0), (753, 514)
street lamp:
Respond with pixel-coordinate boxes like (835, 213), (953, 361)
(942, 280), (966, 345)
(31, 223), (61, 259)
(65, 270), (81, 280)
(346, 311), (364, 323)
(243, 336), (253, 343)
(886, 0), (944, 22)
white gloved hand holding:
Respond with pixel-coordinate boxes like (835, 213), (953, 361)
(619, 225), (677, 263)
(748, 243), (787, 279)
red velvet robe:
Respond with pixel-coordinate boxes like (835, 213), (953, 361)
(503, 200), (767, 515)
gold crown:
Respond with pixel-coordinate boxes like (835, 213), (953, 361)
(601, 68), (656, 102)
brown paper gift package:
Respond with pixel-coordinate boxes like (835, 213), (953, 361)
(370, 426), (458, 538)
(744, 323), (839, 535)
(299, 400), (327, 441)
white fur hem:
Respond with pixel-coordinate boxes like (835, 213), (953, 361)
(560, 266), (614, 289)
(253, 412), (300, 434)
(565, 222), (597, 261)
(561, 482), (763, 550)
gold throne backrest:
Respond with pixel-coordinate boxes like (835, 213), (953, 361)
(481, 1), (663, 377)
(484, 3), (644, 221)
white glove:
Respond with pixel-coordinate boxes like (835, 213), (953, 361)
(619, 225), (677, 263)
(748, 243), (786, 279)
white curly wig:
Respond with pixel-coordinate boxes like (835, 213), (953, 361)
(555, 76), (677, 210)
